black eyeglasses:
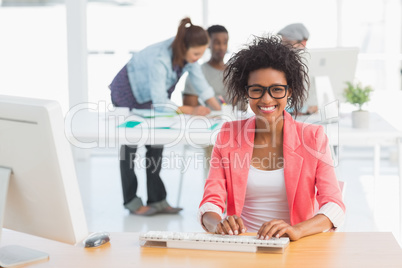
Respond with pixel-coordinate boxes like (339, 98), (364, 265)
(245, 85), (289, 99)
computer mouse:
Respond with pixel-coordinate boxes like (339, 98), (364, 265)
(84, 232), (110, 248)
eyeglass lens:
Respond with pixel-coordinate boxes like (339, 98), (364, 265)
(247, 85), (287, 99)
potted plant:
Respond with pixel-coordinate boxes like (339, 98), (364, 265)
(343, 81), (373, 128)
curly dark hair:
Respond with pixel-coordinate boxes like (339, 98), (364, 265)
(224, 35), (309, 116)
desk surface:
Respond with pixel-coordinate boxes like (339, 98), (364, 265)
(65, 110), (244, 147)
(2, 230), (402, 268)
(66, 110), (402, 148)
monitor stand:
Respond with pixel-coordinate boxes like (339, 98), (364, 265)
(313, 75), (339, 120)
(0, 167), (49, 267)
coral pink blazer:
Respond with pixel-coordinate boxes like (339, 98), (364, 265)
(200, 111), (345, 226)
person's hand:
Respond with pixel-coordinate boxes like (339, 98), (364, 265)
(306, 105), (318, 115)
(177, 105), (210, 116)
(257, 219), (301, 241)
(192, 105), (211, 116)
(216, 215), (247, 235)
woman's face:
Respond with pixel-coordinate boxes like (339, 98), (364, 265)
(247, 68), (291, 124)
(184, 45), (208, 63)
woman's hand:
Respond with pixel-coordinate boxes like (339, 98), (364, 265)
(257, 219), (302, 241)
(177, 105), (210, 115)
(216, 215), (247, 235)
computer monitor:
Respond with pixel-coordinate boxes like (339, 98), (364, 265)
(0, 95), (88, 265)
(306, 47), (359, 107)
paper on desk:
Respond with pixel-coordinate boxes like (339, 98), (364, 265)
(169, 118), (222, 131)
(117, 121), (142, 128)
(145, 117), (177, 129)
(131, 109), (176, 118)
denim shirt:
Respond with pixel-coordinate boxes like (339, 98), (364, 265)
(126, 37), (215, 112)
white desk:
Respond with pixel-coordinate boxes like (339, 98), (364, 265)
(65, 109), (249, 149)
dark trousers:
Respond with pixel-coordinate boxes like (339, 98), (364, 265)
(119, 144), (167, 205)
(110, 66), (167, 206)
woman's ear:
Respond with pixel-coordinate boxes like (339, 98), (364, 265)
(287, 88), (292, 98)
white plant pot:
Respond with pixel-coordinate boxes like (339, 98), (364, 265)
(352, 110), (369, 129)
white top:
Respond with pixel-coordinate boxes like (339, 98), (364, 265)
(241, 166), (290, 232)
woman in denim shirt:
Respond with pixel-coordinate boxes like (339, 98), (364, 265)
(109, 17), (220, 215)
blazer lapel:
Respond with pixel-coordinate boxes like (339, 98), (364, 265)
(283, 112), (304, 222)
(229, 117), (255, 216)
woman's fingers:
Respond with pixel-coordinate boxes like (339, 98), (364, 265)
(235, 216), (247, 234)
(226, 216), (240, 235)
(215, 215), (245, 235)
(257, 220), (289, 240)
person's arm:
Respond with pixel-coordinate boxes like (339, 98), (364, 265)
(205, 97), (221, 111)
(256, 214), (332, 241)
(198, 123), (230, 230)
(177, 105), (210, 115)
(306, 105), (318, 114)
(182, 94), (200, 106)
(182, 73), (201, 107)
(201, 212), (222, 233)
(186, 63), (218, 108)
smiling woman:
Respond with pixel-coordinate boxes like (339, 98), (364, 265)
(199, 35), (345, 241)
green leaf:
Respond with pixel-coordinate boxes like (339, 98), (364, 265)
(343, 81), (373, 110)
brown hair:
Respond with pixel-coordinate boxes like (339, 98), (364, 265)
(171, 17), (209, 68)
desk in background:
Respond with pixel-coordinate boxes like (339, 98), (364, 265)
(66, 110), (402, 243)
(1, 229), (401, 267)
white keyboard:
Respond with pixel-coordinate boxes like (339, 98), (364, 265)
(139, 231), (290, 253)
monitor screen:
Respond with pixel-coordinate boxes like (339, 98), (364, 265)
(305, 47), (359, 106)
(0, 95), (88, 245)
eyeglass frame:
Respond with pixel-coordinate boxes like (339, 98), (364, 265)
(245, 84), (289, 99)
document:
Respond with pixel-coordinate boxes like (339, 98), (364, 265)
(131, 109), (176, 118)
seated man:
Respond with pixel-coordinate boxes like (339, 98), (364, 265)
(183, 25), (229, 107)
(182, 24), (229, 176)
(278, 22), (309, 48)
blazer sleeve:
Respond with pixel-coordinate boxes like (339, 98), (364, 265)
(314, 125), (346, 212)
(199, 122), (229, 213)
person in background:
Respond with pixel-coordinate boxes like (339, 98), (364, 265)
(109, 17), (221, 216)
(278, 23), (317, 114)
(278, 23), (309, 48)
(199, 35), (345, 240)
(182, 24), (229, 176)
(182, 25), (229, 107)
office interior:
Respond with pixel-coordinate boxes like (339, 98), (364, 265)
(1, 0), (402, 254)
